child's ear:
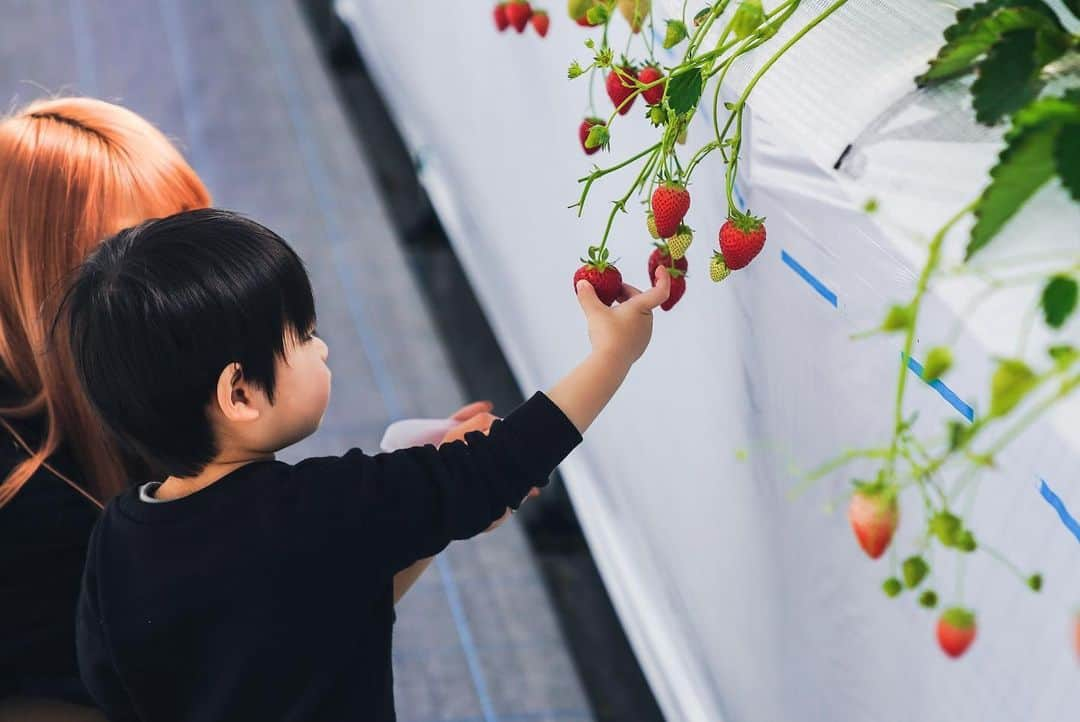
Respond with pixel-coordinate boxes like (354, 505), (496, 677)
(214, 362), (262, 423)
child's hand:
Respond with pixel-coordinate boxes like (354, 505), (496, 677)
(449, 400), (494, 422)
(575, 266), (671, 367)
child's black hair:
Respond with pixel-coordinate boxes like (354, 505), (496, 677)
(59, 208), (316, 478)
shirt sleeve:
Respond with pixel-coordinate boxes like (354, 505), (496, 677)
(298, 392), (582, 574)
(76, 522), (140, 722)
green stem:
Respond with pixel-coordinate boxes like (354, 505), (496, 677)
(596, 149), (661, 253)
(573, 142), (662, 216)
(887, 203), (975, 481)
(716, 0), (836, 144)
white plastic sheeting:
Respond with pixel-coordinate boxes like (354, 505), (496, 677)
(337, 1), (1080, 720)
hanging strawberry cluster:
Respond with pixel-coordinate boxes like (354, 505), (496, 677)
(563, 0), (842, 311)
(493, 1), (550, 37)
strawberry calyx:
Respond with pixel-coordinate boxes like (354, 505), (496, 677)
(581, 244), (612, 272)
(941, 607), (975, 631)
(852, 478), (898, 505)
(727, 208), (765, 233)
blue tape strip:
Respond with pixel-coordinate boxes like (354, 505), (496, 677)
(904, 355), (975, 422)
(1039, 479), (1080, 544)
(249, 4), (495, 720)
(780, 250), (838, 308)
(436, 557), (500, 722)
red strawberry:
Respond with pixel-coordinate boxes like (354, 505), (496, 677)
(531, 10), (550, 36)
(657, 273), (686, 311)
(1073, 613), (1080, 661)
(718, 212), (766, 270)
(606, 66), (637, 115)
(506, 1), (532, 32)
(637, 65), (665, 105)
(647, 246), (688, 280)
(574, 263), (623, 306)
(651, 182), (690, 238)
(494, 3), (510, 31)
(937, 608), (976, 659)
(847, 482), (898, 559)
(579, 118), (605, 155)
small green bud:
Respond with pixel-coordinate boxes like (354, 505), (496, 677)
(732, 0), (765, 40)
(990, 359), (1038, 418)
(957, 529), (976, 553)
(586, 5), (609, 25)
(1027, 574), (1043, 592)
(663, 19), (688, 49)
(881, 304), (912, 332)
(902, 556), (930, 589)
(947, 421), (972, 452)
(648, 105), (667, 127)
(882, 577), (903, 598)
(919, 590), (938, 608)
(929, 511), (962, 548)
(568, 61), (585, 79)
(922, 346), (953, 381)
(863, 198), (879, 213)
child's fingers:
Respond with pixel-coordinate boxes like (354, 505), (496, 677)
(440, 412), (499, 445)
(617, 283), (643, 303)
(576, 280), (605, 315)
(450, 400), (494, 421)
(628, 267), (671, 312)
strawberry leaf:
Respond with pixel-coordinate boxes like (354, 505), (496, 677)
(971, 30), (1043, 126)
(943, 0), (1061, 43)
(1041, 275), (1078, 329)
(969, 118), (1058, 257)
(1055, 121), (1080, 201)
(916, 7), (1065, 86)
(666, 68), (703, 116)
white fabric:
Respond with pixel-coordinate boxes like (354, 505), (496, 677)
(337, 2), (1080, 720)
(138, 481), (169, 504)
(379, 417), (460, 452)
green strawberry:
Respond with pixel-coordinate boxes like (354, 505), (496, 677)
(667, 224), (693, 260)
(709, 252), (730, 283)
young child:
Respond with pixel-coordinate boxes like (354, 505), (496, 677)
(63, 209), (670, 721)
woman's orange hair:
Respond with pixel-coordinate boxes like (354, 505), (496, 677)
(0, 97), (211, 506)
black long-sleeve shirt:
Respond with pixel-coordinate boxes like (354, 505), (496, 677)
(76, 392), (581, 721)
(0, 380), (99, 705)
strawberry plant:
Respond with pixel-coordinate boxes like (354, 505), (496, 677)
(565, 0), (850, 301)
(799, 0), (1080, 659)
(557, 0), (1078, 660)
